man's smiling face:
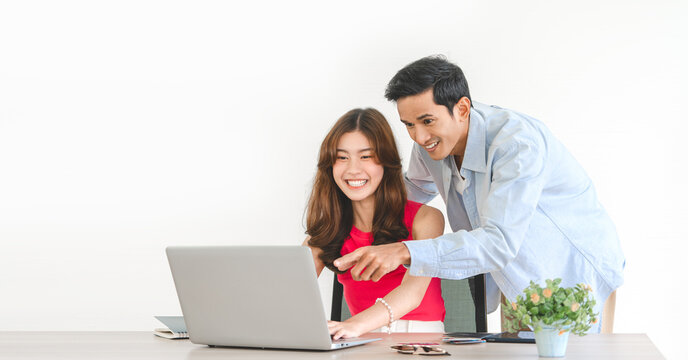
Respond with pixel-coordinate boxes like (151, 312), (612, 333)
(397, 89), (471, 160)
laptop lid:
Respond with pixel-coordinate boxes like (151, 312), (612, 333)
(166, 246), (377, 350)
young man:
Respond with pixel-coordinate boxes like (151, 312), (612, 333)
(333, 56), (624, 332)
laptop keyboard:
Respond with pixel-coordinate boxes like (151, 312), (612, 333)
(332, 337), (362, 344)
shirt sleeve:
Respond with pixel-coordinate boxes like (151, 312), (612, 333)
(404, 144), (439, 204)
(404, 139), (547, 279)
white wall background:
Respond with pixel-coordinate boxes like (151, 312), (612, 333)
(1, 0), (686, 358)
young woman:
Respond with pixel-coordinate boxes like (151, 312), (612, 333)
(303, 108), (446, 340)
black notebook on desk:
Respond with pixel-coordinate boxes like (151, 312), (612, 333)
(445, 331), (535, 343)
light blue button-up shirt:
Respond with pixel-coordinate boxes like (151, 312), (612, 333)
(403, 102), (625, 318)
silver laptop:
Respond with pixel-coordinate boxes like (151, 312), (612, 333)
(166, 246), (381, 350)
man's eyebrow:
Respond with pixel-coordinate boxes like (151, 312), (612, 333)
(401, 114), (434, 123)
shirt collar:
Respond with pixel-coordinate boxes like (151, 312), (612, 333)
(457, 106), (487, 174)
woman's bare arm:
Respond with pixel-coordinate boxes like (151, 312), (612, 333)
(330, 205), (444, 339)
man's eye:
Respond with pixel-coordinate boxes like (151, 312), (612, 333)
(423, 119), (434, 125)
(404, 122), (414, 128)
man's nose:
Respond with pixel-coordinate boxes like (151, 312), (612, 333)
(414, 126), (431, 144)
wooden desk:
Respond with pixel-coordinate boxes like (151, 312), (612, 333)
(0, 332), (664, 359)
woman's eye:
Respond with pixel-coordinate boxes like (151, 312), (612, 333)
(336, 156), (348, 160)
(361, 155), (372, 160)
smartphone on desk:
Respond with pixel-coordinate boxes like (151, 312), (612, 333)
(444, 331), (535, 344)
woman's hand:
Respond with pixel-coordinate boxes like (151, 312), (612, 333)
(327, 320), (365, 340)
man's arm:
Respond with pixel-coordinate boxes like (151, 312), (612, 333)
(337, 138), (547, 281)
(405, 139), (547, 279)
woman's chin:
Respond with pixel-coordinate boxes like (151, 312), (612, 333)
(345, 192), (374, 202)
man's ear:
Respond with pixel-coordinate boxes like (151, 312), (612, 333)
(452, 97), (471, 122)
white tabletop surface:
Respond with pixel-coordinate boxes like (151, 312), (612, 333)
(0, 332), (665, 359)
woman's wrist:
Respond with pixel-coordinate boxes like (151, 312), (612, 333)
(342, 318), (367, 335)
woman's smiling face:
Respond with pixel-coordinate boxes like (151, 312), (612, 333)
(332, 130), (384, 203)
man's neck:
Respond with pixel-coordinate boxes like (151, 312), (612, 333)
(450, 117), (470, 171)
(451, 126), (468, 170)
(453, 155), (463, 173)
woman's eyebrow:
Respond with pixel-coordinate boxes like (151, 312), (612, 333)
(336, 148), (372, 153)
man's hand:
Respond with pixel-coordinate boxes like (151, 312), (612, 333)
(333, 242), (411, 282)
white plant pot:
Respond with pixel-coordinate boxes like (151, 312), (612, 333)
(530, 322), (571, 358)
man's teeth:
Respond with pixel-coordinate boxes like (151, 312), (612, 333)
(425, 141), (439, 149)
(347, 180), (367, 187)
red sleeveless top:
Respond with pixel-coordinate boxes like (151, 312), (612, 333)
(337, 200), (445, 321)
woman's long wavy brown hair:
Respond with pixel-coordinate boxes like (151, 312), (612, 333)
(306, 108), (408, 273)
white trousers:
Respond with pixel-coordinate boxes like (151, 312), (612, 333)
(373, 320), (445, 333)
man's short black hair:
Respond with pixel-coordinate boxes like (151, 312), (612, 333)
(385, 55), (472, 115)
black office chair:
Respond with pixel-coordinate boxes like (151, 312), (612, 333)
(330, 273), (487, 332)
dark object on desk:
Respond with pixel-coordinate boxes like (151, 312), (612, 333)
(444, 331), (535, 344)
(484, 331), (535, 343)
(391, 343), (451, 356)
(442, 336), (486, 345)
(331, 274), (487, 333)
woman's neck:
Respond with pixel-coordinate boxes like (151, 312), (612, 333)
(351, 196), (375, 232)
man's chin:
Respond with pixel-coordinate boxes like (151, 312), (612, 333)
(425, 148), (447, 160)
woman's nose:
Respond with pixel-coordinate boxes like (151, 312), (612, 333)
(346, 158), (363, 173)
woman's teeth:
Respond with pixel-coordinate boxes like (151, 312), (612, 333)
(347, 180), (367, 187)
(425, 141), (439, 149)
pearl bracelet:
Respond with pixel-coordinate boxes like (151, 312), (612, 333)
(375, 298), (394, 334)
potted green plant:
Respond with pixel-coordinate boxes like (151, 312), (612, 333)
(503, 278), (598, 358)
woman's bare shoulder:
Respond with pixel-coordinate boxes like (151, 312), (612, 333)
(412, 204), (445, 239)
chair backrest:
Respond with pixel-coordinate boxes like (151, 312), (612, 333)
(330, 273), (487, 332)
(601, 290), (616, 334)
(441, 275), (487, 332)
(330, 274), (352, 322)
